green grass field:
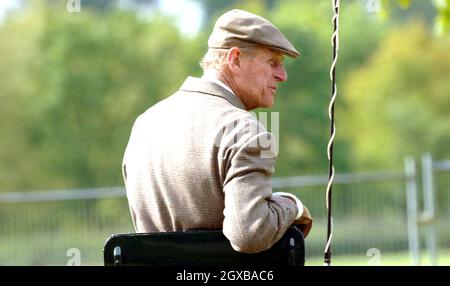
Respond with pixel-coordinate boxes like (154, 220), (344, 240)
(2, 228), (449, 266)
(306, 249), (450, 266)
(2, 197), (449, 266)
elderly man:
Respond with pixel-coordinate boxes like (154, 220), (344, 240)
(122, 9), (312, 254)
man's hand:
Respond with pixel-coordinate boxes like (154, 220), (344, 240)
(292, 206), (313, 238)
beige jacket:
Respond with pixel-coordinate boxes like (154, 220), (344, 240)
(122, 76), (299, 253)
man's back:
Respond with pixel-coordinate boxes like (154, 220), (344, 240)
(123, 77), (248, 232)
(123, 77), (299, 253)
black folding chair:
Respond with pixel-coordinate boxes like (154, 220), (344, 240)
(103, 226), (305, 266)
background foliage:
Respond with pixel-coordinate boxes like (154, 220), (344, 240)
(0, 0), (448, 192)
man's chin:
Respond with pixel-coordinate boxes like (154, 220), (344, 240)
(264, 97), (275, 108)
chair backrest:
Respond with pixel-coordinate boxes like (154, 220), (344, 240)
(103, 226), (305, 267)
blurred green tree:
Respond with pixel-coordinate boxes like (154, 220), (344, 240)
(341, 23), (450, 170)
(194, 0), (276, 27)
(0, 0), (447, 192)
(379, 0), (449, 35)
(266, 0), (386, 176)
(0, 1), (203, 190)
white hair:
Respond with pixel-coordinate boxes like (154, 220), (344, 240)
(199, 48), (229, 72)
(199, 47), (257, 73)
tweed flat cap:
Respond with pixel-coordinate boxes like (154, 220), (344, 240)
(208, 9), (299, 58)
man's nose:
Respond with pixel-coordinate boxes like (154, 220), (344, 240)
(274, 65), (287, 82)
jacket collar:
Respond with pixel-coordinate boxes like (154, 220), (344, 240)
(179, 76), (246, 110)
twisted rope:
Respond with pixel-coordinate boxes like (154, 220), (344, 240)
(324, 0), (340, 266)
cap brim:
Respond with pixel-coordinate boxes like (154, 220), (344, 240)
(269, 46), (300, 58)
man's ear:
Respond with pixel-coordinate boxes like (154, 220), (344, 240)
(226, 47), (242, 73)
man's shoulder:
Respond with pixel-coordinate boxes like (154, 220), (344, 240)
(179, 76), (246, 110)
(218, 110), (271, 144)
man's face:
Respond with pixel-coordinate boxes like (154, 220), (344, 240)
(235, 47), (287, 110)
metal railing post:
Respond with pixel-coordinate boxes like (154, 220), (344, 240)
(421, 153), (438, 265)
(405, 157), (420, 265)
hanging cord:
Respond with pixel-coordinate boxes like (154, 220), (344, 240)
(324, 0), (340, 266)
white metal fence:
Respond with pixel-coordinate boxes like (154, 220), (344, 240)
(0, 154), (449, 265)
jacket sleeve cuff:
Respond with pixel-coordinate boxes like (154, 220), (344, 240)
(273, 192), (304, 220)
